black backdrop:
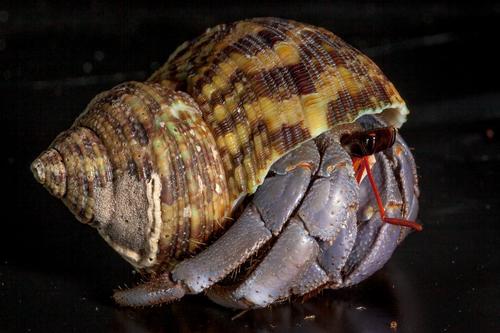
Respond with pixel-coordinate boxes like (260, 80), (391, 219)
(2, 1), (499, 332)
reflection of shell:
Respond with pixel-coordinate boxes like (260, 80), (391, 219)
(32, 18), (409, 272)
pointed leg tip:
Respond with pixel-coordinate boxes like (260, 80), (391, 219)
(112, 275), (186, 307)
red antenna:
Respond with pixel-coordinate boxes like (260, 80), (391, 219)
(354, 156), (422, 231)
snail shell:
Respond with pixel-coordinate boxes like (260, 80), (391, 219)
(32, 18), (409, 272)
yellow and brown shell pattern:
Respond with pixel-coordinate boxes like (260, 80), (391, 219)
(150, 17), (408, 202)
(32, 17), (409, 273)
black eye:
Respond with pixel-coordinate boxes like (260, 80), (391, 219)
(364, 135), (376, 155)
(341, 127), (397, 157)
(349, 142), (365, 157)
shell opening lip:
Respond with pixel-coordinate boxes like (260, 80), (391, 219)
(31, 148), (67, 198)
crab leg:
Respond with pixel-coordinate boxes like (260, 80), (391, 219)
(290, 262), (330, 296)
(207, 219), (319, 308)
(113, 204), (272, 306)
(207, 138), (361, 305)
(113, 273), (185, 307)
(297, 141), (359, 242)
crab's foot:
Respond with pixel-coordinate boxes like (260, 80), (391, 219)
(113, 274), (185, 307)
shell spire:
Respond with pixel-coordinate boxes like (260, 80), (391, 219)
(32, 126), (113, 222)
(31, 148), (67, 199)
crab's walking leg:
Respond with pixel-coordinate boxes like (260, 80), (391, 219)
(113, 274), (185, 307)
(208, 219), (319, 309)
(207, 137), (361, 306)
(113, 142), (319, 307)
(113, 204), (272, 307)
(290, 262), (330, 296)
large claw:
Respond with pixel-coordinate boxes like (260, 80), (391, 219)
(298, 142), (359, 242)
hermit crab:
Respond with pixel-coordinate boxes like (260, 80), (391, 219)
(31, 18), (421, 309)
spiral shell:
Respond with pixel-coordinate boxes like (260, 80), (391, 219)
(32, 18), (409, 272)
(32, 83), (230, 270)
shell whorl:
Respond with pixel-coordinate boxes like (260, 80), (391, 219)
(149, 17), (409, 199)
(32, 82), (230, 270)
(32, 126), (113, 222)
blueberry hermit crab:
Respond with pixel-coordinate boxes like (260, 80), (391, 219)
(31, 18), (421, 309)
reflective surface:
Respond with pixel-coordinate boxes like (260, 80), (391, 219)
(3, 2), (499, 332)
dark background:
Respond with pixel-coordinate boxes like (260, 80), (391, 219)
(2, 1), (499, 332)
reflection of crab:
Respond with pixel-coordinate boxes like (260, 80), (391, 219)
(31, 18), (421, 309)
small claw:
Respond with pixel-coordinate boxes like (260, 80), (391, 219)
(342, 150), (413, 286)
(361, 156), (422, 232)
(382, 133), (421, 242)
(113, 273), (185, 307)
